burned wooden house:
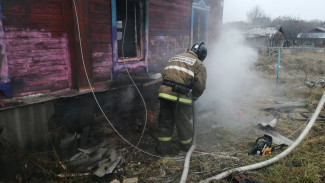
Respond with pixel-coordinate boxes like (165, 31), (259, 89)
(244, 25), (284, 47)
(0, 0), (223, 176)
(297, 27), (325, 47)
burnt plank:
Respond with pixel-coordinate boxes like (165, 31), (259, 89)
(8, 60), (69, 75)
(93, 67), (111, 75)
(10, 66), (70, 78)
(150, 0), (191, 11)
(6, 37), (68, 45)
(149, 10), (190, 22)
(150, 27), (190, 36)
(91, 33), (112, 43)
(3, 12), (64, 26)
(72, 0), (93, 88)
(12, 78), (70, 94)
(4, 26), (66, 34)
(1, 0), (63, 15)
(93, 74), (111, 82)
(149, 5), (191, 17)
(4, 29), (66, 39)
(11, 71), (69, 85)
(89, 0), (110, 6)
(7, 49), (69, 60)
(92, 55), (113, 64)
(90, 23), (111, 35)
(92, 51), (112, 58)
(7, 42), (69, 51)
(89, 13), (111, 25)
(150, 20), (190, 29)
(61, 0), (77, 89)
(92, 43), (112, 52)
(89, 2), (110, 14)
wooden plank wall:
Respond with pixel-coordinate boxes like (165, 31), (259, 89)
(1, 0), (71, 96)
(148, 0), (192, 72)
(207, 0), (223, 44)
(89, 0), (113, 82)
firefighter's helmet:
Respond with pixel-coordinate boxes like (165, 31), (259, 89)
(190, 42), (207, 61)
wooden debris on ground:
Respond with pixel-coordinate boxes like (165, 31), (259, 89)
(257, 114), (278, 128)
(260, 101), (307, 112)
(65, 140), (123, 177)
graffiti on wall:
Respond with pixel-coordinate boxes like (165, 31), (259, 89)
(148, 35), (190, 69)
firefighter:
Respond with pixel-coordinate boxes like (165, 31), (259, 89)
(155, 42), (207, 156)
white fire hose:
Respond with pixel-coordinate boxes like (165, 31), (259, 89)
(179, 102), (197, 183)
(200, 91), (325, 183)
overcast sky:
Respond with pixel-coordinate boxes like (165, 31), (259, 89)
(223, 0), (325, 22)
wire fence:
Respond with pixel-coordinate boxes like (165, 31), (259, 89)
(254, 46), (325, 90)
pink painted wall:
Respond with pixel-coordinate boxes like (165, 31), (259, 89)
(5, 28), (71, 95)
(2, 0), (72, 96)
(0, 9), (9, 83)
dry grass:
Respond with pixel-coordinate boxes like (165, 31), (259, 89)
(122, 49), (325, 183)
(256, 49), (325, 84)
(2, 49), (324, 183)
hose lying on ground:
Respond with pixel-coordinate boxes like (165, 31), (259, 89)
(200, 91), (325, 183)
(179, 144), (196, 183)
(179, 102), (197, 183)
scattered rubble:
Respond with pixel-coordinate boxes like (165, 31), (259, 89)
(305, 79), (325, 88)
(65, 141), (123, 178)
(257, 114), (278, 128)
(260, 101), (307, 112)
(288, 112), (325, 122)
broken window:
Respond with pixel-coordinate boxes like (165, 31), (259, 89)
(116, 0), (146, 61)
(191, 0), (210, 44)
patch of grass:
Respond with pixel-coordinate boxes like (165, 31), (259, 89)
(307, 88), (325, 107)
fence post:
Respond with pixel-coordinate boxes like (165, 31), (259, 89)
(276, 47), (281, 91)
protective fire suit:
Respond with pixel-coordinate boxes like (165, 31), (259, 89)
(156, 50), (207, 154)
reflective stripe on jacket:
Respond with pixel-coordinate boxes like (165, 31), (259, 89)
(158, 51), (207, 104)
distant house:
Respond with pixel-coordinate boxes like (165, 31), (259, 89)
(297, 27), (325, 47)
(244, 25), (284, 47)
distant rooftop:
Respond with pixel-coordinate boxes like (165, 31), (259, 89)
(244, 25), (283, 39)
(297, 27), (325, 39)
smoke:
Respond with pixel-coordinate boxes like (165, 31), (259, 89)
(197, 26), (271, 125)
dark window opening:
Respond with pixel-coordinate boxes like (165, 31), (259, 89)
(116, 0), (146, 60)
(193, 8), (208, 44)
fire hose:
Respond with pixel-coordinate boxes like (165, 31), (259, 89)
(179, 101), (197, 183)
(200, 91), (325, 183)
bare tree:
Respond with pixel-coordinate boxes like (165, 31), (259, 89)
(272, 16), (305, 45)
(246, 6), (271, 26)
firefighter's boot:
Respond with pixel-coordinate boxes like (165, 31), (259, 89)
(179, 142), (192, 152)
(155, 141), (173, 156)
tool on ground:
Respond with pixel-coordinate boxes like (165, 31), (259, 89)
(248, 134), (287, 156)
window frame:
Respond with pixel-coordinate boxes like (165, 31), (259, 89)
(111, 0), (149, 79)
(191, 0), (210, 46)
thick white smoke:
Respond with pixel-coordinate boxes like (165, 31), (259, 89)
(197, 26), (271, 124)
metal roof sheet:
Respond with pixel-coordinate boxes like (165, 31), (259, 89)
(297, 32), (325, 39)
(308, 27), (325, 33)
(244, 26), (282, 38)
